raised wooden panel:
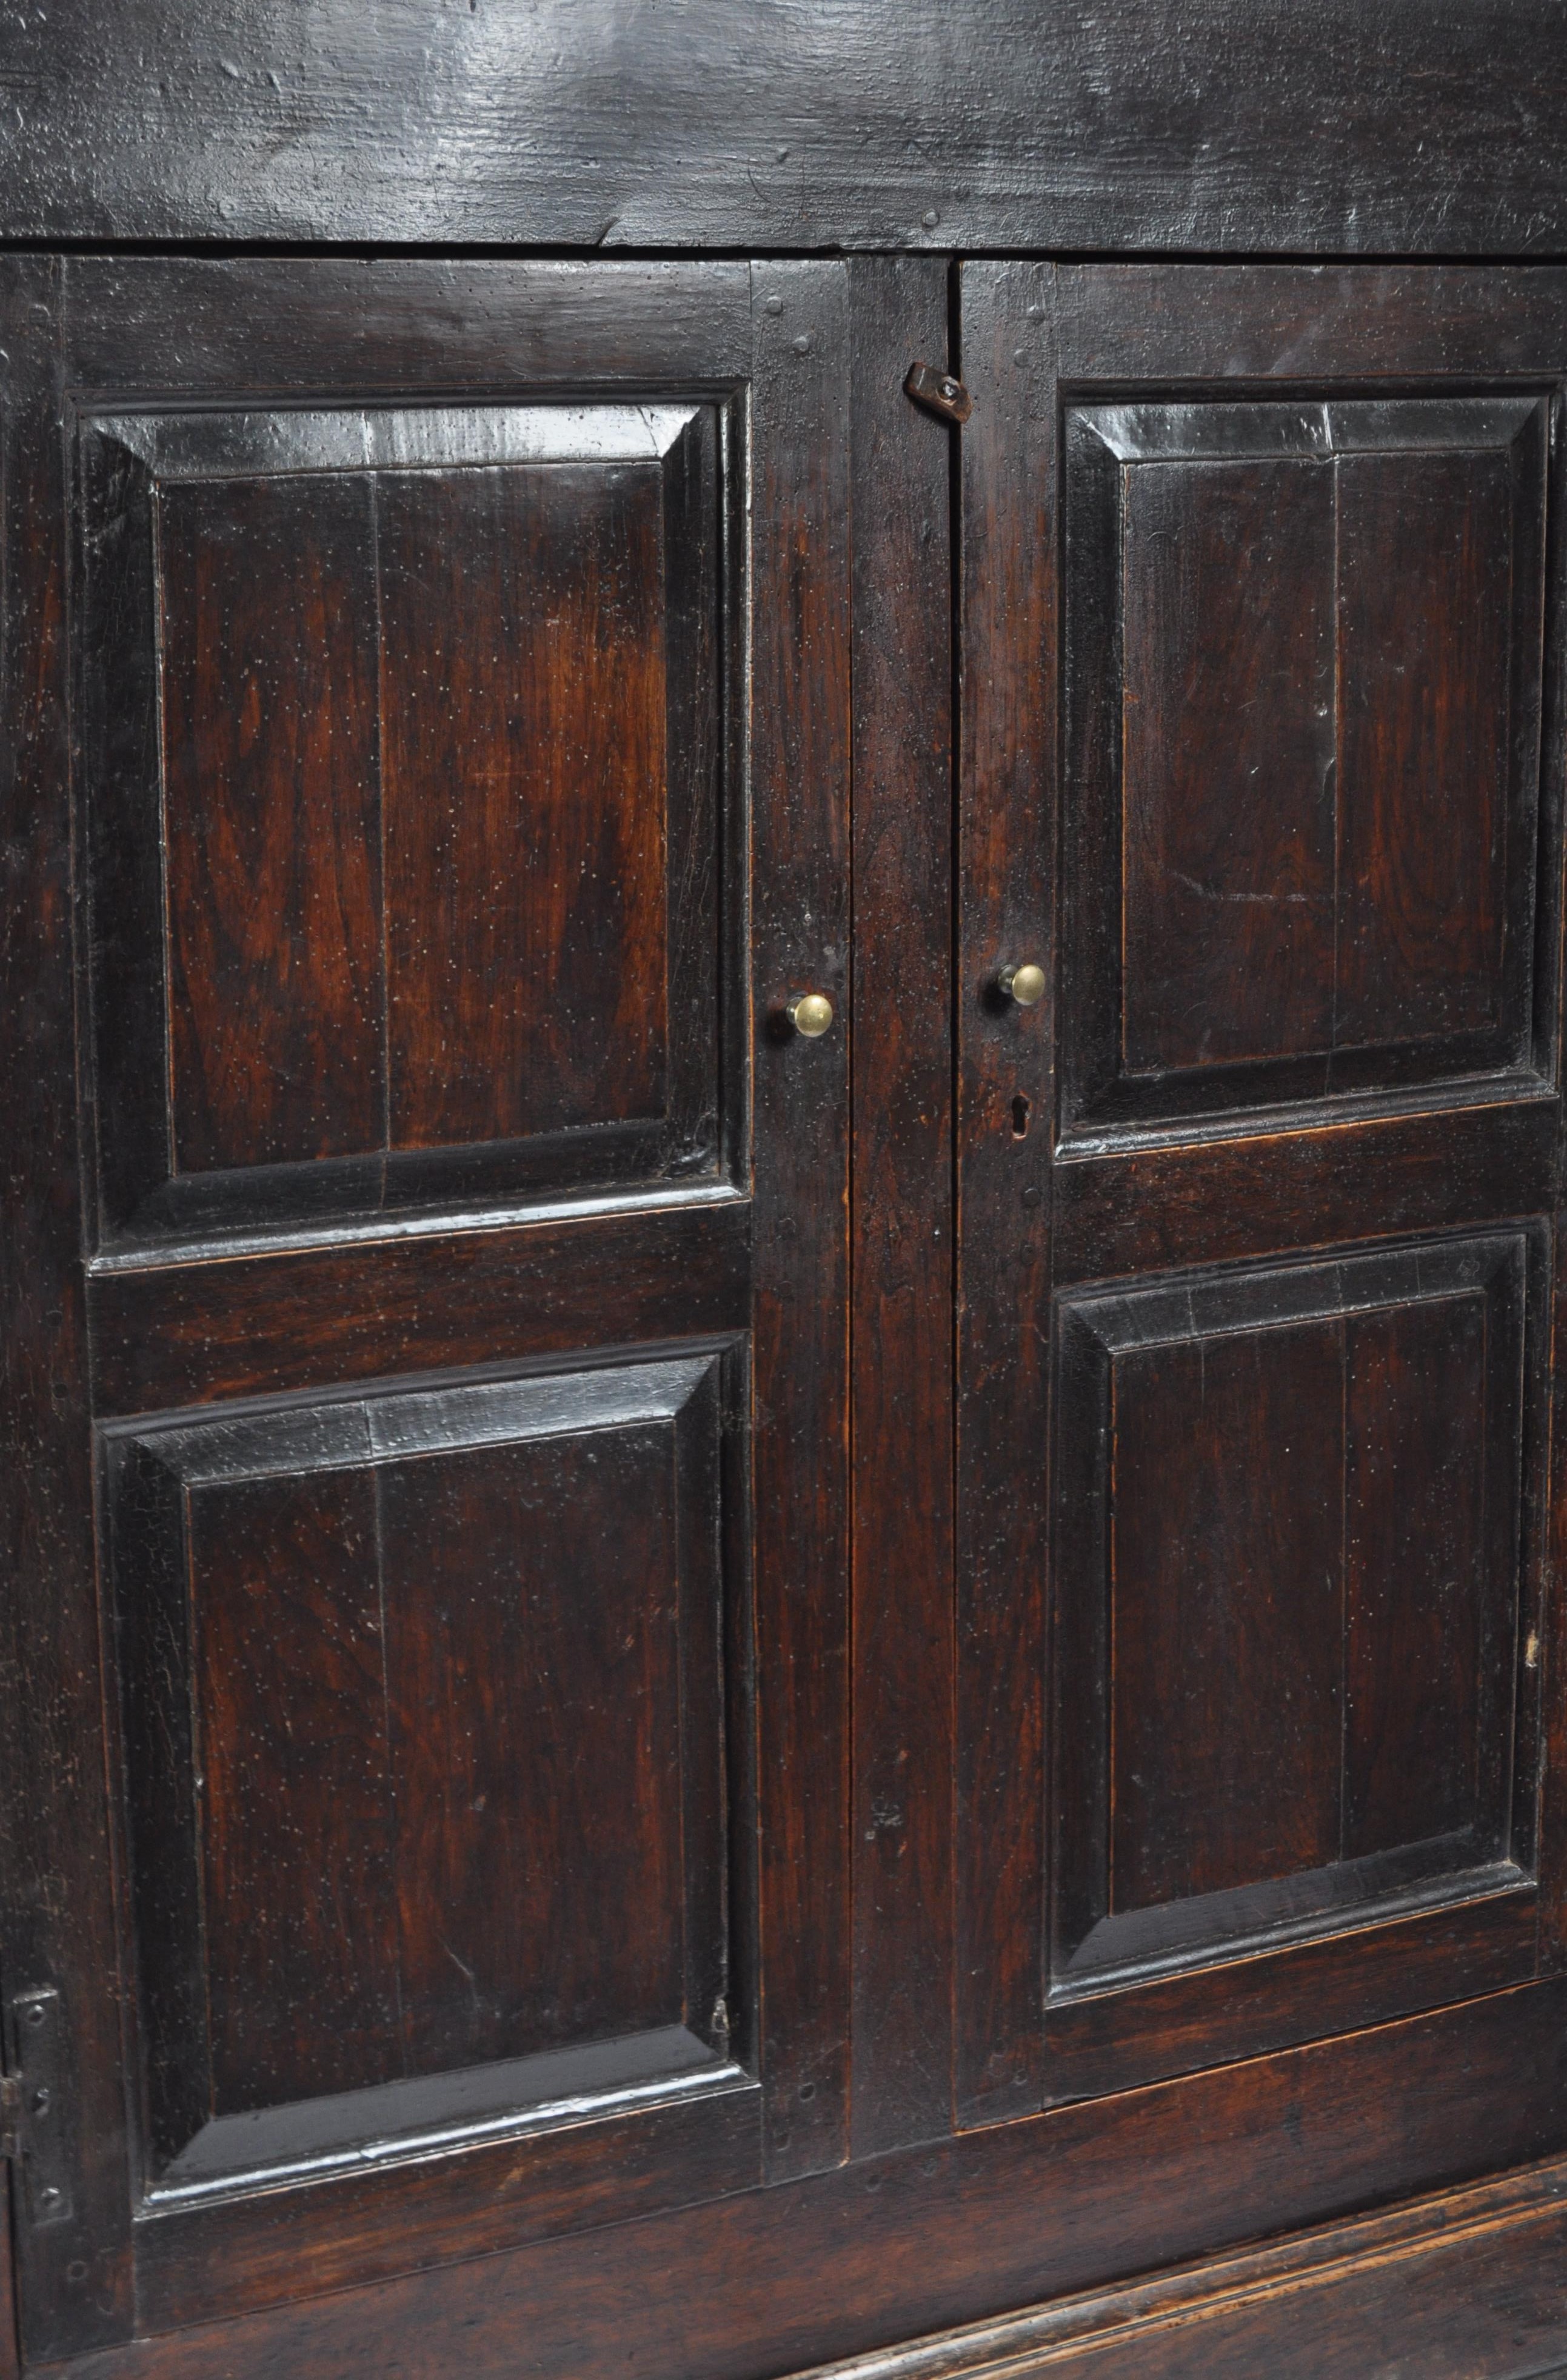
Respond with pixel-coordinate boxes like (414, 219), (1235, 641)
(1051, 1234), (1535, 2063)
(1061, 397), (1549, 1138)
(106, 1350), (738, 2195)
(78, 399), (731, 1250)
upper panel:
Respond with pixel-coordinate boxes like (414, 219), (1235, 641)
(1061, 395), (1551, 1141)
(78, 399), (738, 1251)
(8, 4), (1567, 255)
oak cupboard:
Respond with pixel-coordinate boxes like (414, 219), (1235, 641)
(7, 11), (1567, 2378)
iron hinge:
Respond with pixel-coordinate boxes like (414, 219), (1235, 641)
(0, 2075), (19, 2163)
(1, 1988), (71, 2225)
(904, 361), (972, 425)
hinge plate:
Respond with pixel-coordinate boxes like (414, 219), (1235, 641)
(0, 2075), (20, 2163)
(3, 1988), (72, 2226)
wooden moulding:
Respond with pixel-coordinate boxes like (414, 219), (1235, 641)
(788, 2152), (1567, 2380)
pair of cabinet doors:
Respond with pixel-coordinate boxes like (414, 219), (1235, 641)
(5, 253), (1567, 2370)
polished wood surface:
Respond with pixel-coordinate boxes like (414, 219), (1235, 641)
(791, 2152), (1567, 2380)
(6, 32), (1567, 2368)
(1, 255), (851, 2366)
(958, 261), (1567, 2130)
(39, 1987), (1567, 2376)
(8, 2), (1567, 258)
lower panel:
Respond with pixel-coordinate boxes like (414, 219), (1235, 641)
(99, 1342), (763, 2326)
(1048, 1229), (1545, 2099)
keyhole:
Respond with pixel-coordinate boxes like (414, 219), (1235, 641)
(1011, 1094), (1032, 1139)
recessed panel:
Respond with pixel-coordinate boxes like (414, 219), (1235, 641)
(79, 401), (732, 1248)
(1053, 1235), (1529, 1989)
(1063, 397), (1548, 1136)
(108, 1351), (735, 2186)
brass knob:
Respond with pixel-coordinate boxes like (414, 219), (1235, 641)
(787, 991), (835, 1039)
(999, 961), (1046, 1008)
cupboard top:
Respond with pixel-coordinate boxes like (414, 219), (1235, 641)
(8, 0), (1567, 259)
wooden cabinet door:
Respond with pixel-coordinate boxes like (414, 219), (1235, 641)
(957, 263), (1567, 2125)
(0, 257), (850, 2363)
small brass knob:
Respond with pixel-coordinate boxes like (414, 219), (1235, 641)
(999, 961), (1046, 1008)
(787, 991), (835, 1039)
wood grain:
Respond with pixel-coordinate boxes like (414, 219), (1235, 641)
(847, 255), (956, 2158)
(381, 1429), (686, 2072)
(1107, 1321), (1345, 1915)
(1119, 455), (1337, 1075)
(192, 1468), (399, 2113)
(0, 256), (133, 2361)
(158, 471), (383, 1175)
(786, 2152), (1567, 2380)
(89, 1199), (750, 1412)
(1336, 446), (1514, 1048)
(45, 1984), (1567, 2376)
(1062, 393), (1546, 1132)
(954, 258), (1056, 2128)
(15, 4), (1567, 258)
(379, 461), (669, 1149)
(1342, 1295), (1492, 1857)
(747, 261), (854, 2179)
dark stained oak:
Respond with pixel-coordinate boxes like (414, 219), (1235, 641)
(961, 259), (1567, 2148)
(1050, 1232), (1531, 2076)
(380, 1427), (687, 2074)
(190, 1468), (398, 2115)
(41, 1984), (1567, 2374)
(790, 2152), (1567, 2380)
(1061, 393), (1548, 1136)
(11, 2), (1567, 258)
(0, 259), (134, 2364)
(107, 1355), (733, 2190)
(953, 257), (1057, 2130)
(7, 72), (1567, 2375)
(1118, 453), (1337, 1076)
(1106, 1318), (1346, 1914)
(158, 472), (383, 1176)
(747, 261), (854, 2180)
(1335, 445), (1517, 1050)
(847, 255), (957, 2158)
(79, 397), (727, 1245)
(5, 255), (852, 2364)
(379, 460), (670, 1151)
(88, 1200), (751, 1413)
(1342, 1295), (1494, 1857)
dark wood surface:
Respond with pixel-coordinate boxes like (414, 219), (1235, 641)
(0, 258), (133, 2364)
(1061, 393), (1546, 1133)
(9, 1), (1567, 257)
(959, 256), (1567, 2127)
(952, 256), (1056, 2131)
(6, 49), (1567, 2365)
(79, 394), (725, 1244)
(35, 1983), (1567, 2378)
(791, 2152), (1567, 2380)
(1, 253), (854, 2364)
(846, 256), (957, 2159)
